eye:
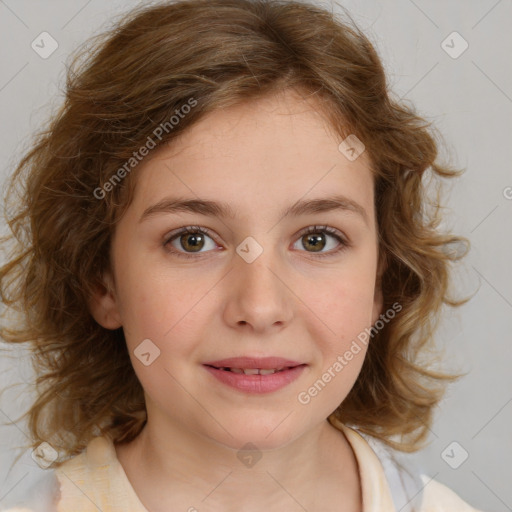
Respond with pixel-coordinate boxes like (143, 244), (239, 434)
(292, 225), (349, 258)
(163, 224), (349, 260)
(163, 226), (220, 259)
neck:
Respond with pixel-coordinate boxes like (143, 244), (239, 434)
(115, 416), (361, 512)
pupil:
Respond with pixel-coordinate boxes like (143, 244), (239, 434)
(182, 233), (204, 252)
(304, 233), (325, 252)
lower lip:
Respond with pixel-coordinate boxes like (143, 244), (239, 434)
(203, 365), (307, 393)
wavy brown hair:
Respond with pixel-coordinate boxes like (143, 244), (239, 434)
(0, 0), (471, 468)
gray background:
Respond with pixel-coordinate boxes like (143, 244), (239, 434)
(0, 1), (511, 510)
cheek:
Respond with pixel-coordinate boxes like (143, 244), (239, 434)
(305, 257), (377, 338)
(115, 272), (201, 408)
(298, 277), (373, 412)
(114, 268), (213, 407)
(296, 254), (376, 402)
(114, 251), (199, 344)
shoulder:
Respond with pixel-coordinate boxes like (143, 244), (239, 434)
(419, 475), (484, 512)
(0, 436), (120, 512)
(52, 435), (119, 511)
(52, 435), (147, 511)
(343, 423), (483, 512)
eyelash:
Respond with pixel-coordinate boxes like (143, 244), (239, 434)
(163, 225), (350, 260)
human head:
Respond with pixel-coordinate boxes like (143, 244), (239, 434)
(0, 0), (469, 465)
(87, 87), (383, 450)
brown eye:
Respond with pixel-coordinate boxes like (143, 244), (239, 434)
(301, 232), (326, 252)
(179, 232), (206, 252)
(292, 225), (348, 258)
(164, 226), (219, 259)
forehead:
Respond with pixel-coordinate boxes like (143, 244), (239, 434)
(131, 90), (375, 223)
(159, 89), (351, 162)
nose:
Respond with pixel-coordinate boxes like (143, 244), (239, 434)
(222, 247), (294, 333)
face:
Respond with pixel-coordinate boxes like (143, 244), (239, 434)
(90, 89), (383, 451)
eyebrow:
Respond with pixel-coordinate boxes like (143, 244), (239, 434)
(139, 194), (369, 226)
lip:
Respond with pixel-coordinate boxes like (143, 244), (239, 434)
(203, 356), (304, 370)
(202, 357), (307, 394)
(204, 364), (307, 393)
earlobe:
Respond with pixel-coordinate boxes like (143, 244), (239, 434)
(87, 271), (122, 330)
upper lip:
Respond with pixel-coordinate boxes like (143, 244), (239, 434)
(203, 357), (305, 370)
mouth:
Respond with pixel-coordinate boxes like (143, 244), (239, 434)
(202, 357), (307, 393)
(205, 366), (298, 375)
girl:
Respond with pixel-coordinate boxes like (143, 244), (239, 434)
(0, 0), (482, 510)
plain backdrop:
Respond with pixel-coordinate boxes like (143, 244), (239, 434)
(0, 1), (511, 510)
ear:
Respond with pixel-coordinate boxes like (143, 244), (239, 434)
(88, 271), (122, 329)
(371, 252), (387, 325)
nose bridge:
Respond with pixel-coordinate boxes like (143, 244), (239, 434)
(235, 241), (283, 299)
(225, 238), (293, 329)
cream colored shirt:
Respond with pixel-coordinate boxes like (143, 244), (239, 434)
(2, 420), (483, 511)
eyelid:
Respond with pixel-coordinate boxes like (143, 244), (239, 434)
(292, 225), (350, 259)
(163, 225), (215, 242)
(295, 225), (348, 244)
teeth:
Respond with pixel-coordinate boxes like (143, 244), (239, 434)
(258, 368), (277, 375)
(221, 367), (289, 375)
(243, 368), (260, 375)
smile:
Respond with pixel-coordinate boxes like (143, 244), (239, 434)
(203, 362), (307, 393)
(213, 366), (295, 375)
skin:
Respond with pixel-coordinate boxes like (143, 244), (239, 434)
(89, 88), (384, 512)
